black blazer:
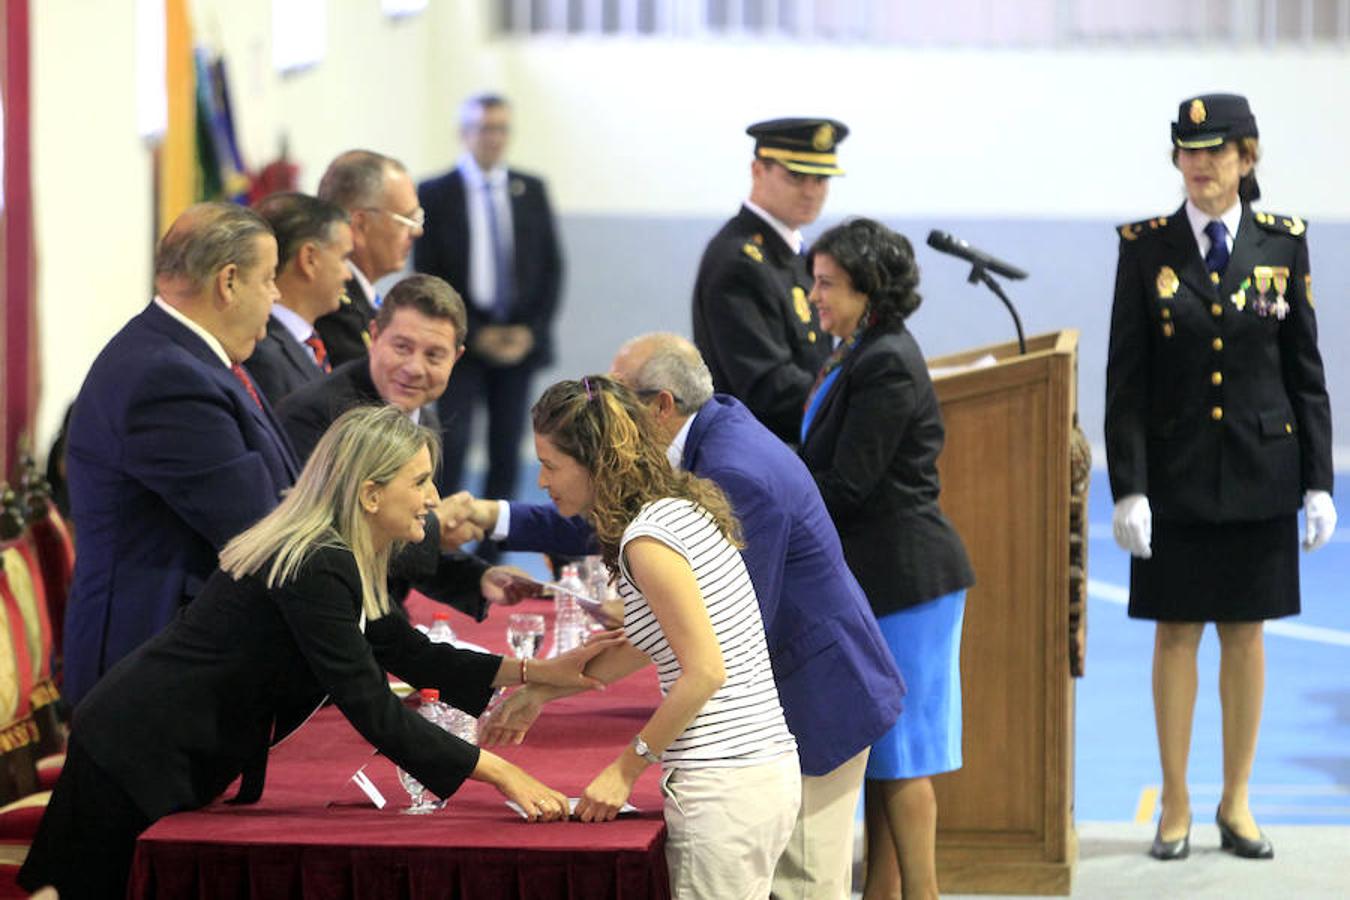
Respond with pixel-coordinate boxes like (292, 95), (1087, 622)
(800, 324), (973, 617)
(414, 167), (563, 367)
(1105, 204), (1332, 522)
(692, 206), (829, 443)
(244, 315), (327, 407)
(72, 545), (502, 821)
(273, 358), (488, 620)
(314, 276), (377, 368)
(275, 358), (439, 465)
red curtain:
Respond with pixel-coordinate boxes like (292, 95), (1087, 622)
(2, 0), (36, 480)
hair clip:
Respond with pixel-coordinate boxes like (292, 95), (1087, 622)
(582, 376), (593, 401)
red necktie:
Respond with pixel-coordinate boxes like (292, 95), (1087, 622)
(231, 363), (263, 409)
(303, 332), (332, 374)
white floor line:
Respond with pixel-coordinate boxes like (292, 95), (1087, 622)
(1087, 578), (1350, 647)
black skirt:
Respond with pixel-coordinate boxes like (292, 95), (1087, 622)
(1128, 514), (1300, 622)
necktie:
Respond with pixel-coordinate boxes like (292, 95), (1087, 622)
(1204, 219), (1230, 282)
(231, 363), (263, 410)
(483, 180), (514, 321)
(303, 332), (332, 373)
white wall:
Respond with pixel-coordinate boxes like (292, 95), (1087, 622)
(29, 0), (1350, 456)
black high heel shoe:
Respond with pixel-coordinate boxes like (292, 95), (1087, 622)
(1216, 806), (1274, 859)
(1149, 817), (1191, 860)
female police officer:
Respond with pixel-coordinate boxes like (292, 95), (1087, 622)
(1105, 93), (1335, 861)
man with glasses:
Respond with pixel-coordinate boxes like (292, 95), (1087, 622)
(314, 149), (426, 367)
(455, 333), (904, 900)
(414, 94), (563, 517)
(692, 117), (847, 444)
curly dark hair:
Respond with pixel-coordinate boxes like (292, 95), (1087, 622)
(807, 218), (922, 327)
(531, 376), (743, 575)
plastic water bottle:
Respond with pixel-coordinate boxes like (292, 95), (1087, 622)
(421, 620), (479, 743)
(427, 611), (457, 645)
(397, 689), (445, 814)
(551, 564), (587, 657)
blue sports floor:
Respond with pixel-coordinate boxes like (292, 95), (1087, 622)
(486, 465), (1350, 829)
(1077, 470), (1350, 827)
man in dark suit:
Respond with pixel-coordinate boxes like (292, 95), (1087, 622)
(463, 333), (904, 899)
(62, 203), (297, 707)
(314, 150), (426, 367)
(245, 193), (353, 405)
(415, 94), (563, 505)
(278, 274), (524, 613)
(691, 118), (846, 444)
(278, 273), (464, 464)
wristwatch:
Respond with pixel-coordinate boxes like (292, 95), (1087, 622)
(631, 734), (660, 765)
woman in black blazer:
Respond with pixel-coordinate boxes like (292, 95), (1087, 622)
(1106, 94), (1335, 861)
(19, 405), (614, 899)
(799, 219), (973, 900)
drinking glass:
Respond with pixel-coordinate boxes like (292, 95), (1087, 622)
(506, 612), (546, 659)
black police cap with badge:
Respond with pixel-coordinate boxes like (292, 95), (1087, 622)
(1172, 93), (1261, 201)
(747, 118), (849, 176)
(1171, 93), (1258, 149)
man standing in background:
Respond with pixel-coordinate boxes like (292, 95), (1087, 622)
(314, 150), (426, 366)
(245, 192), (352, 405)
(692, 118), (846, 444)
(415, 94), (563, 510)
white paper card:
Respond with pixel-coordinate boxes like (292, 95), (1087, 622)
(350, 765), (387, 809)
(506, 797), (638, 819)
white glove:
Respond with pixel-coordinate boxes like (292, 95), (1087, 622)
(1303, 490), (1337, 551)
(1112, 494), (1152, 559)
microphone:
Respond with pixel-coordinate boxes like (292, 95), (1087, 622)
(926, 230), (1028, 281)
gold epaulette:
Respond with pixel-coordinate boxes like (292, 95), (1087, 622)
(1117, 216), (1169, 242)
(1252, 211), (1307, 238)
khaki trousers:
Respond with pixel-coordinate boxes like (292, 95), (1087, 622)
(771, 747), (870, 900)
(661, 753), (801, 900)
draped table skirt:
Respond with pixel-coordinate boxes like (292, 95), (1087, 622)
(128, 596), (670, 900)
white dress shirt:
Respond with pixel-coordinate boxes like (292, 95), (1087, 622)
(459, 153), (515, 313)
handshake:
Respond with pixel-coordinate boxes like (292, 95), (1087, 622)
(433, 492), (504, 551)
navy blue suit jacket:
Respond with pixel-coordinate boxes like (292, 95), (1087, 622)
(63, 302), (299, 706)
(244, 314), (327, 407)
(505, 395), (904, 776)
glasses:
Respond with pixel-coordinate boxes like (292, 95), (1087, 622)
(362, 206), (426, 230)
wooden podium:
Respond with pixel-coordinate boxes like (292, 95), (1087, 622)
(929, 330), (1080, 895)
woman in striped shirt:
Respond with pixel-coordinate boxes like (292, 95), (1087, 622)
(524, 375), (800, 899)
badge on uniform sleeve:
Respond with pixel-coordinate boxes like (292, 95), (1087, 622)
(792, 286), (811, 323)
(1156, 266), (1179, 299)
(1305, 273), (1315, 308)
(742, 242), (764, 263)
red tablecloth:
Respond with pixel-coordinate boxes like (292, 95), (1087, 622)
(128, 597), (670, 900)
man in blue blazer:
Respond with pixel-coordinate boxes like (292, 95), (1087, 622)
(63, 204), (298, 707)
(466, 333), (904, 899)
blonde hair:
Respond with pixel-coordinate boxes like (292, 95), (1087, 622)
(531, 376), (742, 574)
(219, 405), (440, 621)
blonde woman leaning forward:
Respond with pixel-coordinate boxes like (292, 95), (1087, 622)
(19, 405), (617, 900)
(482, 376), (801, 900)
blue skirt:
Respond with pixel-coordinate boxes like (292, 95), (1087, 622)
(865, 590), (965, 780)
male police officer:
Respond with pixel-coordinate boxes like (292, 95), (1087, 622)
(691, 118), (846, 443)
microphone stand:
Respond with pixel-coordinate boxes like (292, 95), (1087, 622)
(967, 263), (1026, 355)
